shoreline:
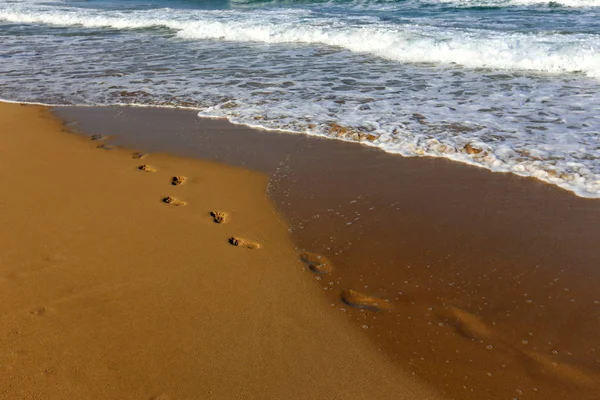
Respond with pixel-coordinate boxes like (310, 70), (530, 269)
(54, 105), (600, 400)
(0, 102), (442, 399)
(5, 100), (592, 199)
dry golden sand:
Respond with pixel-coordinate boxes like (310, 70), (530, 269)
(0, 103), (443, 400)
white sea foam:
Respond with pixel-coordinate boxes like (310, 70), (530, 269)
(177, 22), (600, 78)
(435, 0), (600, 7)
(197, 98), (600, 198)
(0, 6), (599, 78)
(230, 0), (600, 8)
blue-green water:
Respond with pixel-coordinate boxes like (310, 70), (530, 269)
(1, 0), (599, 196)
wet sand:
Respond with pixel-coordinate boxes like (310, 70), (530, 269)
(0, 102), (444, 400)
(55, 105), (600, 400)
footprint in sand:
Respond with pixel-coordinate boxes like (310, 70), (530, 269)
(162, 197), (185, 206)
(210, 211), (227, 224)
(229, 237), (261, 249)
(96, 144), (115, 150)
(138, 165), (156, 172)
(436, 306), (492, 341)
(299, 252), (333, 274)
(29, 307), (47, 316)
(132, 152), (147, 159)
(434, 306), (598, 388)
(171, 176), (186, 186)
(90, 134), (106, 141)
(149, 395), (171, 400)
(518, 349), (598, 388)
(341, 289), (391, 311)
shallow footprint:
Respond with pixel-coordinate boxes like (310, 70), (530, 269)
(171, 176), (186, 186)
(29, 307), (47, 316)
(96, 144), (115, 150)
(229, 237), (260, 249)
(518, 349), (598, 387)
(132, 152), (147, 159)
(162, 197), (185, 206)
(436, 306), (492, 341)
(210, 211), (227, 224)
(341, 289), (391, 311)
(149, 395), (172, 400)
(138, 165), (156, 172)
(90, 134), (106, 141)
(299, 252), (333, 274)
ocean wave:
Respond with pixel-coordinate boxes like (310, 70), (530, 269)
(228, 0), (600, 8)
(5, 0), (600, 10)
(1, 7), (599, 78)
(434, 0), (600, 8)
(229, 0), (600, 8)
(1, 0), (599, 198)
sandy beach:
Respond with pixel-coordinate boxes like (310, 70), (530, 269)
(55, 105), (600, 400)
(2, 101), (600, 400)
(2, 0), (600, 398)
(0, 102), (443, 399)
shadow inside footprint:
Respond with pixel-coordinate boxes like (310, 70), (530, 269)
(341, 289), (391, 311)
(162, 197), (185, 206)
(299, 252), (333, 274)
(171, 176), (186, 186)
(229, 237), (260, 249)
(132, 152), (147, 159)
(90, 134), (106, 141)
(210, 211), (227, 224)
(97, 144), (115, 150)
(138, 165), (156, 172)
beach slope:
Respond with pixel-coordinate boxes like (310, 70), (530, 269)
(0, 103), (441, 400)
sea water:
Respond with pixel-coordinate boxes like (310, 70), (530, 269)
(0, 0), (599, 197)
